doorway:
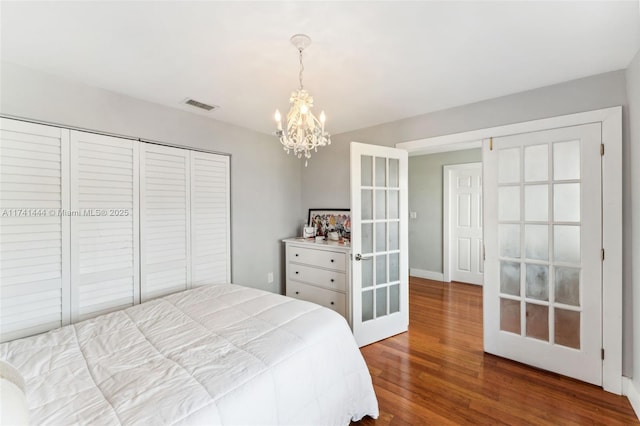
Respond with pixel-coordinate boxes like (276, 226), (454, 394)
(407, 150), (481, 283)
(397, 107), (623, 394)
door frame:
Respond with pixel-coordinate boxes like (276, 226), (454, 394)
(396, 106), (623, 395)
(443, 162), (483, 284)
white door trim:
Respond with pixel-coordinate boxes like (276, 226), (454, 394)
(396, 106), (623, 395)
(443, 162), (482, 284)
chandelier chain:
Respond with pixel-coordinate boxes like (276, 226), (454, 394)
(298, 48), (304, 90)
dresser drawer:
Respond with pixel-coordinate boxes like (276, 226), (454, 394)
(287, 245), (346, 271)
(287, 263), (347, 292)
(286, 281), (346, 317)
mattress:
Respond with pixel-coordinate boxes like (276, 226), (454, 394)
(0, 284), (379, 425)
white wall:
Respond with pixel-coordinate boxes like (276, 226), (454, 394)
(0, 61), (301, 294)
(408, 149), (481, 274)
(627, 48), (640, 406)
(302, 69), (634, 376)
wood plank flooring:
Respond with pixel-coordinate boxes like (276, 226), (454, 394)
(352, 277), (638, 425)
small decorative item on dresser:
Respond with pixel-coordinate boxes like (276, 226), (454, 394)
(308, 208), (351, 240)
(303, 225), (315, 238)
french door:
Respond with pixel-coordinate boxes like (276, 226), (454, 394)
(483, 123), (602, 385)
(350, 142), (408, 347)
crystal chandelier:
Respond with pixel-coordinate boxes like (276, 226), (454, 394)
(274, 34), (331, 167)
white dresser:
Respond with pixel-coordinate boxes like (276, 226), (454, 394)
(283, 238), (352, 325)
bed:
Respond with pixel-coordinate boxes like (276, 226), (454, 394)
(0, 283), (379, 425)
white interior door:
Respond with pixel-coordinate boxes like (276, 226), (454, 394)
(140, 143), (191, 301)
(70, 131), (139, 322)
(189, 151), (231, 286)
(445, 163), (483, 285)
(0, 118), (70, 342)
(483, 123), (602, 385)
(351, 142), (408, 347)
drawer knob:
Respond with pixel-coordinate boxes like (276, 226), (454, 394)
(330, 279), (335, 283)
(330, 301), (335, 305)
(295, 271), (299, 275)
(330, 259), (334, 263)
(295, 291), (300, 295)
(295, 253), (299, 257)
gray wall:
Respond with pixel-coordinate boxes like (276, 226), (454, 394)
(302, 70), (628, 208)
(408, 149), (481, 274)
(0, 61), (301, 294)
(302, 69), (633, 377)
(627, 49), (640, 396)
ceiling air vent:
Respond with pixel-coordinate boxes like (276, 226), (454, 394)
(183, 98), (218, 111)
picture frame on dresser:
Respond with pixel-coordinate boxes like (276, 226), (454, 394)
(307, 208), (351, 240)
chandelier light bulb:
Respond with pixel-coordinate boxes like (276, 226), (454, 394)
(300, 104), (308, 114)
(274, 110), (282, 131)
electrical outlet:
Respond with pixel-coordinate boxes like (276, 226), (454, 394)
(267, 272), (274, 283)
(410, 211), (417, 219)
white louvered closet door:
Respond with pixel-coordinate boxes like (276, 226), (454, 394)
(190, 152), (230, 285)
(70, 131), (139, 321)
(0, 119), (70, 342)
(140, 143), (191, 301)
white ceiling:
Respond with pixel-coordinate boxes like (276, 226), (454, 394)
(1, 1), (639, 135)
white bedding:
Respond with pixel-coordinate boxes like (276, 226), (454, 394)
(0, 284), (378, 425)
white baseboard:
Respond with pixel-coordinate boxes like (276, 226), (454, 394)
(623, 377), (640, 420)
(410, 268), (445, 282)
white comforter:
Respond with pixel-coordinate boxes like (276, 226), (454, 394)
(0, 284), (379, 425)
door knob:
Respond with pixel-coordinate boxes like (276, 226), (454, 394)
(355, 253), (372, 261)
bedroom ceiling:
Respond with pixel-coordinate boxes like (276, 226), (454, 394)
(1, 1), (639, 136)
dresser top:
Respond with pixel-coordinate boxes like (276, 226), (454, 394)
(283, 237), (352, 253)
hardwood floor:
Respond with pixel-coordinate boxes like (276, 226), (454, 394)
(352, 277), (639, 425)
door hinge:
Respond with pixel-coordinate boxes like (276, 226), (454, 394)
(489, 137), (493, 151)
(601, 248), (605, 261)
(600, 143), (605, 156)
(483, 244), (486, 261)
(601, 348), (605, 360)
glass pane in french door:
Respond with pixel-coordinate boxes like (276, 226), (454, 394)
(361, 155), (400, 322)
(497, 140), (583, 349)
